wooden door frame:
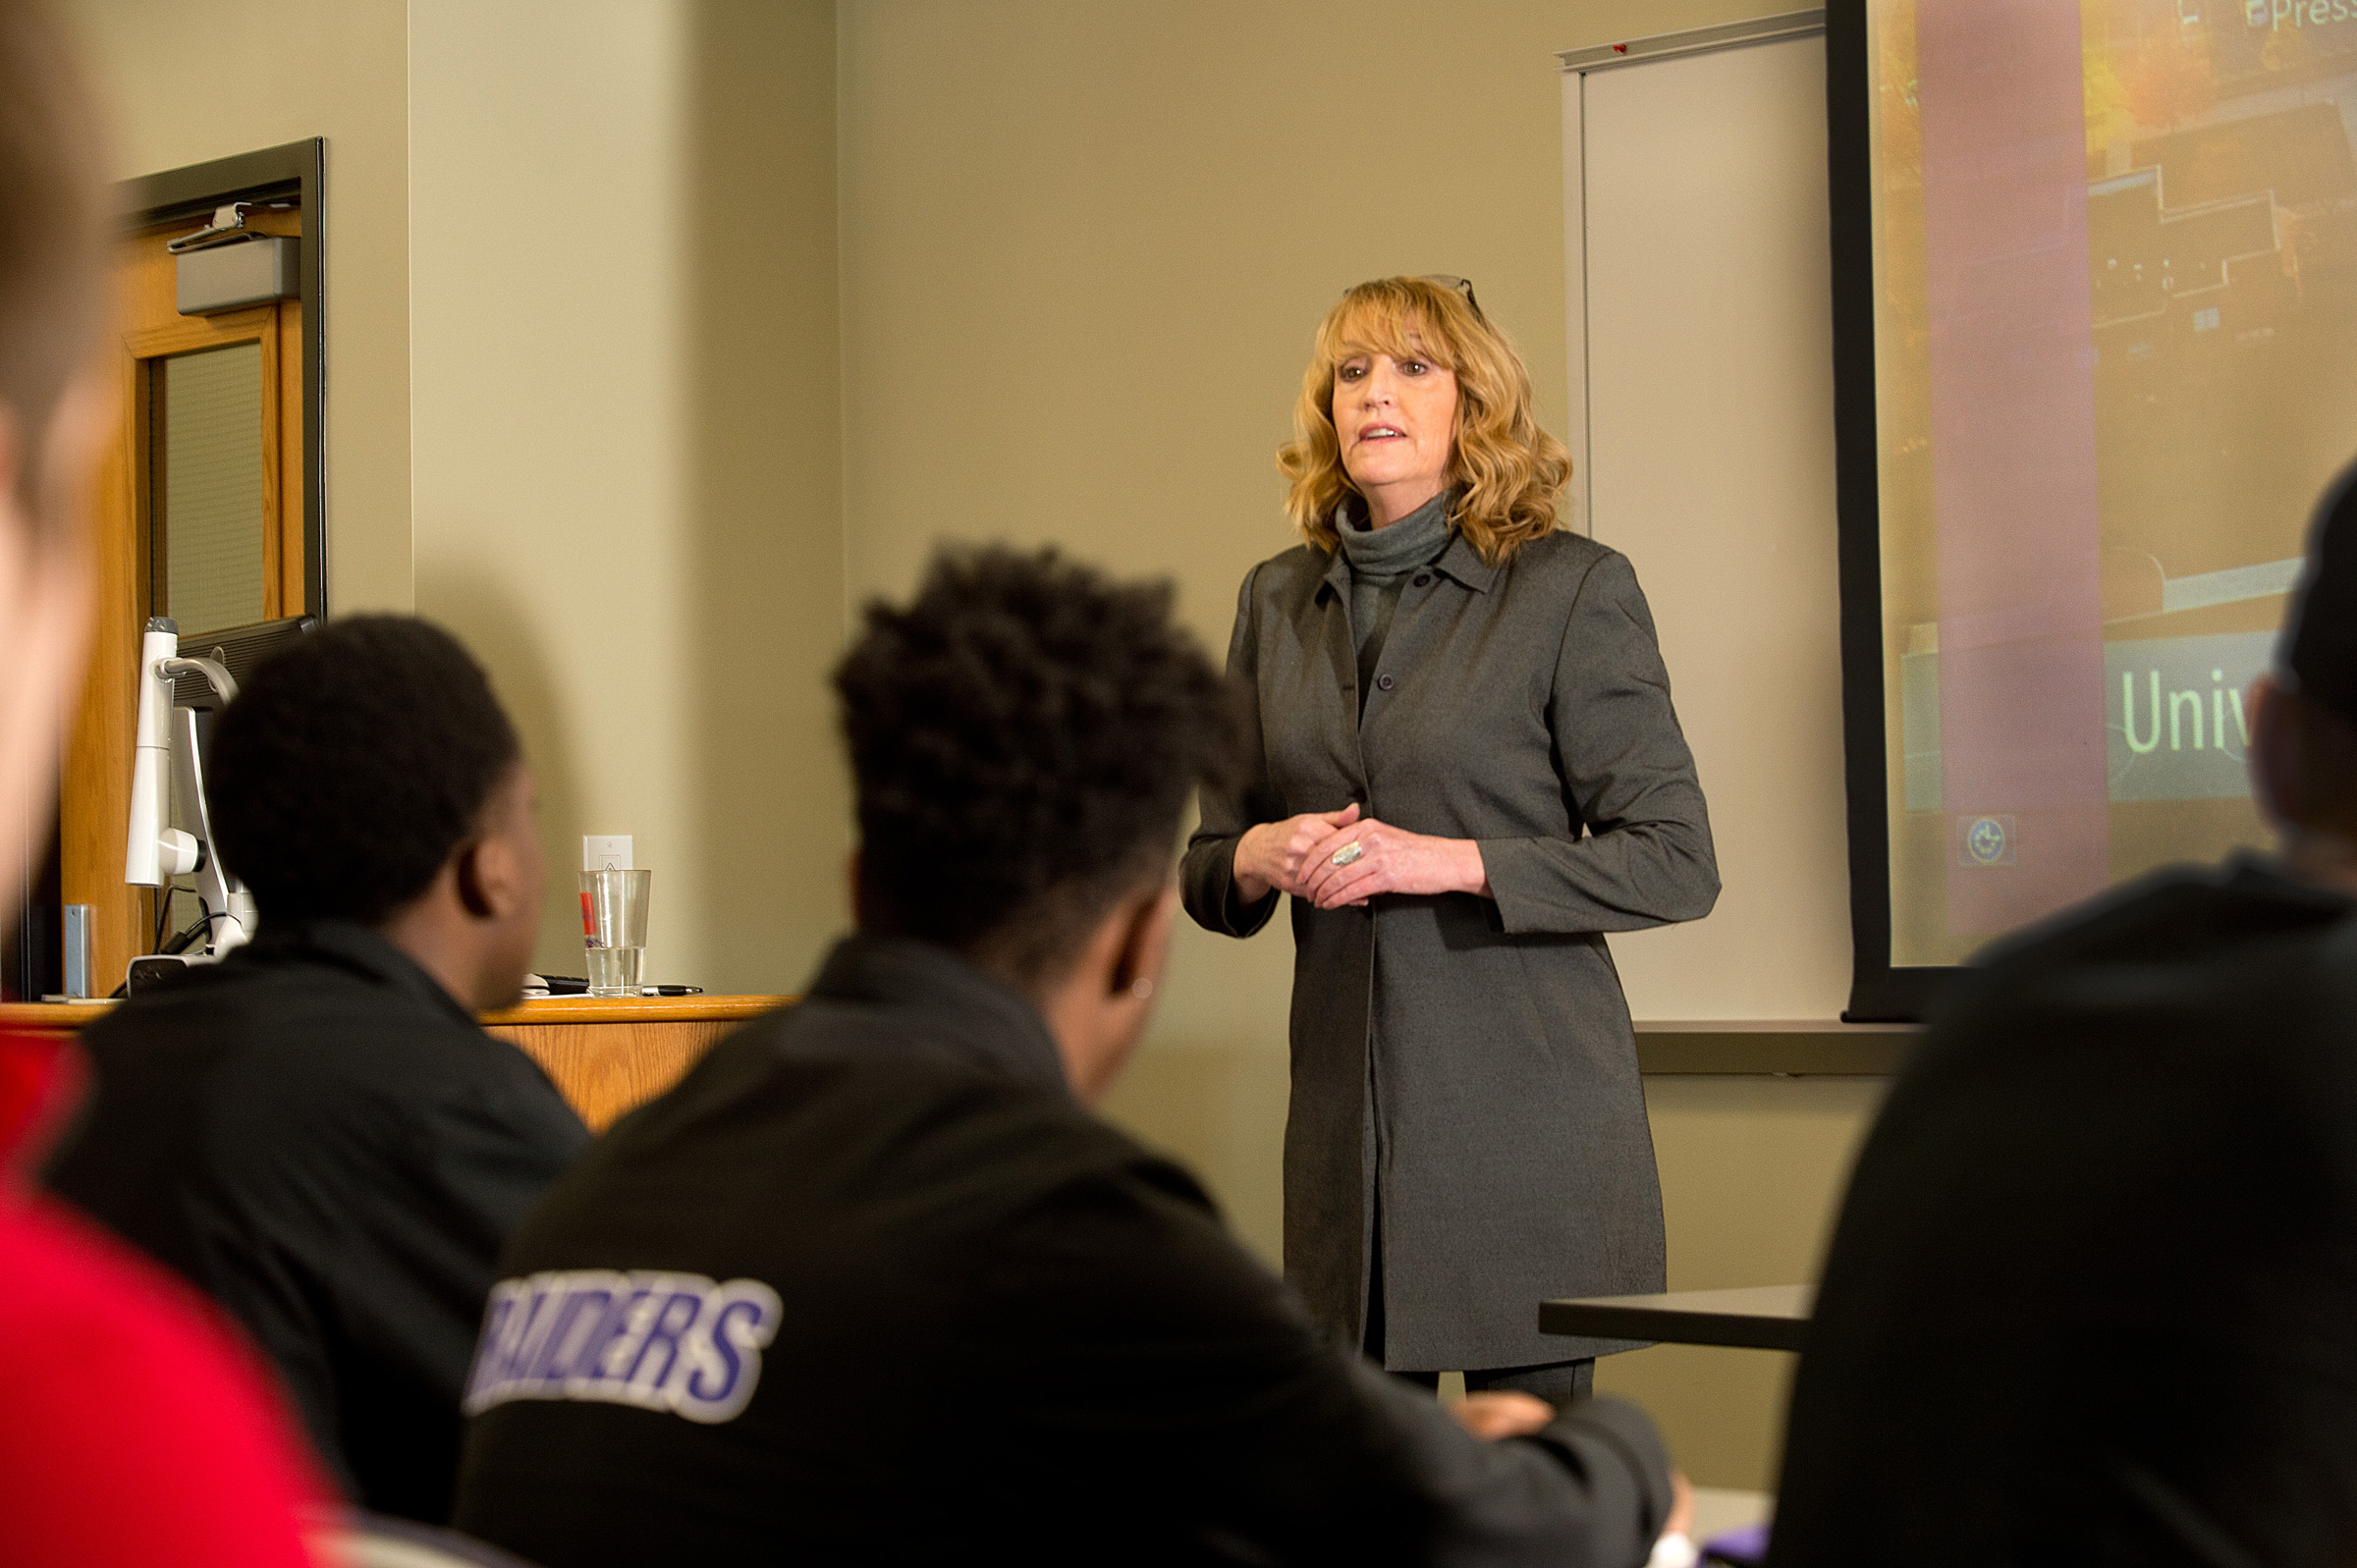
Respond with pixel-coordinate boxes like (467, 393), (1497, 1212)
(121, 136), (325, 611)
(35, 141), (328, 1000)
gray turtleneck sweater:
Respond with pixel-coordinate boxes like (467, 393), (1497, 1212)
(1336, 489), (1454, 716)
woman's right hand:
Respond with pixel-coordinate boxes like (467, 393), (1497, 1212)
(1233, 803), (1361, 903)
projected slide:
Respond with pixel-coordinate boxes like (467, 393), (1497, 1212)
(1863, 0), (2357, 969)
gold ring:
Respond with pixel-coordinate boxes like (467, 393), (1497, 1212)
(1331, 841), (1364, 867)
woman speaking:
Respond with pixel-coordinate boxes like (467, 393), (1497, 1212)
(1182, 276), (1718, 1405)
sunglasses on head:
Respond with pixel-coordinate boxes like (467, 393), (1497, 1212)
(1421, 275), (1484, 320)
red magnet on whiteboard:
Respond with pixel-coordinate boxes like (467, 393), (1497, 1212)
(1614, 42), (1627, 52)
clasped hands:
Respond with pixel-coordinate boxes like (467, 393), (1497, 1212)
(1233, 803), (1490, 909)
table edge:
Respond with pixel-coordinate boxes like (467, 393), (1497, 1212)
(1538, 1301), (1811, 1352)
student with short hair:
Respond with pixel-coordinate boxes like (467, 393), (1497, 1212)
(47, 615), (591, 1525)
(454, 546), (1687, 1567)
(1770, 471), (2357, 1566)
(0, 6), (326, 1563)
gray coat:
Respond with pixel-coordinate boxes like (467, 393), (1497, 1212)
(1182, 527), (1719, 1371)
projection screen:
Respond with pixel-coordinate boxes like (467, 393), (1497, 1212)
(1833, 0), (2357, 1016)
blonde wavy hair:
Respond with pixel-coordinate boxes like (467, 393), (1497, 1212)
(1278, 277), (1570, 566)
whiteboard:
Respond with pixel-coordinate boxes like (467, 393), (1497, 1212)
(1561, 25), (1850, 1022)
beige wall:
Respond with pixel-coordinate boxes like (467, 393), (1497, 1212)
(63, 0), (414, 614)
(685, 0), (853, 994)
(410, 0), (845, 993)
(410, 0), (697, 982)
(838, 0), (1873, 1489)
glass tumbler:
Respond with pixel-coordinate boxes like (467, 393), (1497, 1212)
(580, 868), (651, 997)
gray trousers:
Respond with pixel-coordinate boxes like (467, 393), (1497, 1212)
(1389, 1360), (1596, 1406)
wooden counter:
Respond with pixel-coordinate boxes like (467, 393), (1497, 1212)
(0, 994), (792, 1133)
(480, 996), (789, 1130)
(0, 1001), (112, 1035)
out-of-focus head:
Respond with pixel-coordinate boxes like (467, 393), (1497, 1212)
(0, 3), (110, 906)
(2281, 470), (2357, 733)
(209, 616), (533, 939)
(1279, 275), (1570, 565)
(834, 545), (1237, 1000)
(0, 5), (107, 502)
(2254, 470), (2357, 851)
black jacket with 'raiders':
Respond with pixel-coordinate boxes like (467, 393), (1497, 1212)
(454, 934), (1676, 1567)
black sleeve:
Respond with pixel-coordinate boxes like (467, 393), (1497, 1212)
(319, 1063), (589, 1516)
(1181, 563), (1284, 940)
(967, 1161), (1675, 1567)
(336, 1065), (589, 1401)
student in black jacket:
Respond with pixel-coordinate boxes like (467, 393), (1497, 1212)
(45, 617), (590, 1524)
(453, 547), (1688, 1567)
(1771, 472), (2357, 1566)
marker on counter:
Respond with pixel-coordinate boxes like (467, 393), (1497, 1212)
(582, 835), (631, 943)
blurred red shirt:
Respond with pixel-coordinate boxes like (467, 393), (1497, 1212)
(0, 1026), (326, 1567)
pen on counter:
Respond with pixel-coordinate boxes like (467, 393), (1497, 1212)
(521, 977), (703, 997)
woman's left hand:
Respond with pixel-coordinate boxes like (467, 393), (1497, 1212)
(1298, 816), (1490, 909)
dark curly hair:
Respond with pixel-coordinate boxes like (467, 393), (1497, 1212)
(835, 546), (1240, 983)
(208, 616), (522, 927)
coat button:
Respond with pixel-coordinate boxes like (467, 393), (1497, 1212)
(1376, 673), (1396, 691)
(1412, 571), (1432, 587)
